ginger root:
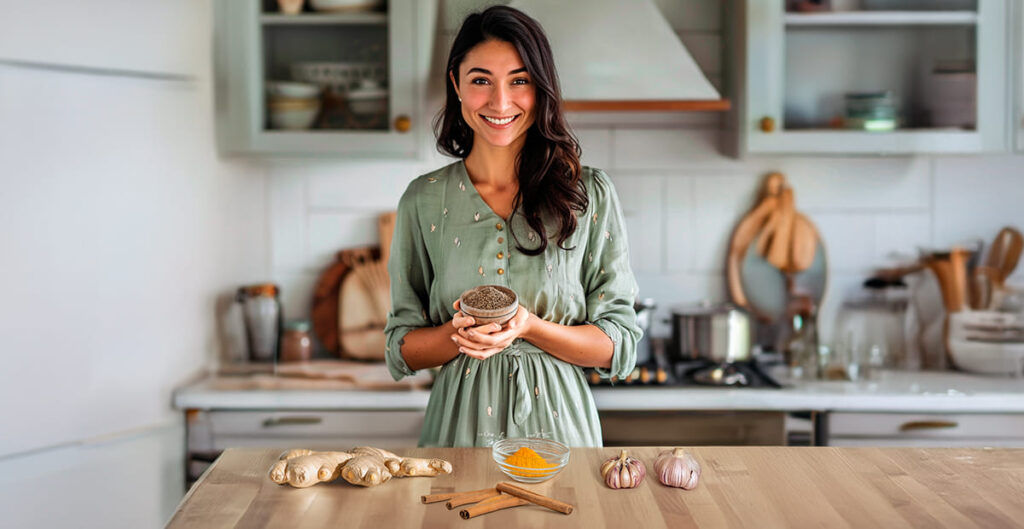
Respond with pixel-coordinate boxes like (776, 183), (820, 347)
(268, 447), (453, 488)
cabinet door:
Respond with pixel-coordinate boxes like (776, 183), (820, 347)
(737, 0), (1008, 155)
(1017, 0), (1024, 152)
(215, 0), (422, 158)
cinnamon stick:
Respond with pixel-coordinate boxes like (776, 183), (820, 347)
(459, 494), (530, 519)
(421, 487), (493, 504)
(495, 482), (574, 515)
(445, 488), (500, 509)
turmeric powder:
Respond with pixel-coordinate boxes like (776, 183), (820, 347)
(504, 446), (557, 477)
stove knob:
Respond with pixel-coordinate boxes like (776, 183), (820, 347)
(655, 367), (667, 384)
(589, 371), (601, 385)
(639, 366), (651, 384)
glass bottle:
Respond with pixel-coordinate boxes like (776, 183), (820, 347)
(280, 320), (313, 363)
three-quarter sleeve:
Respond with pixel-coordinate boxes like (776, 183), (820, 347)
(580, 168), (642, 380)
(384, 181), (433, 381)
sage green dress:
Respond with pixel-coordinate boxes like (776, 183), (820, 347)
(384, 160), (641, 448)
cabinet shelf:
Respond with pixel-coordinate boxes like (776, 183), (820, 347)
(785, 11), (978, 27)
(260, 13), (387, 26)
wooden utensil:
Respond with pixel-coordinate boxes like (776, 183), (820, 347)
(727, 173), (784, 308)
(765, 187), (795, 270)
(788, 213), (818, 274)
(312, 246), (378, 355)
(987, 227), (1023, 284)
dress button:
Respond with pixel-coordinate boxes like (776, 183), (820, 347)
(497, 268), (505, 275)
(497, 252), (504, 259)
(496, 222), (503, 231)
(497, 237), (504, 244)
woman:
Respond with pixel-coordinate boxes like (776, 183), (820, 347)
(384, 5), (640, 447)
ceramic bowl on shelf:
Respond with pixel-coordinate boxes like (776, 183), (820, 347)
(491, 437), (570, 484)
(459, 285), (519, 326)
(291, 62), (387, 94)
(268, 98), (321, 130)
(266, 81), (321, 99)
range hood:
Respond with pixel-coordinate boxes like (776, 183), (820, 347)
(509, 0), (730, 112)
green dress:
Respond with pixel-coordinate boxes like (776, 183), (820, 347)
(384, 160), (641, 447)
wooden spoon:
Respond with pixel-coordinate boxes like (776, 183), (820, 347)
(988, 227), (1024, 284)
(788, 213), (818, 274)
(766, 187), (794, 270)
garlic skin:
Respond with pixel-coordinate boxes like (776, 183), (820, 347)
(600, 449), (646, 489)
(654, 448), (701, 490)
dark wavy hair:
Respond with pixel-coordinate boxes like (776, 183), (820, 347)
(433, 5), (587, 255)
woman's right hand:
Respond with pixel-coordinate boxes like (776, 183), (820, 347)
(451, 299), (477, 332)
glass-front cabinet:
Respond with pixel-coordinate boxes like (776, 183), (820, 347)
(214, 0), (421, 157)
(730, 0), (1009, 155)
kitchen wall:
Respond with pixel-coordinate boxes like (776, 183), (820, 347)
(269, 0), (1024, 345)
(0, 1), (267, 527)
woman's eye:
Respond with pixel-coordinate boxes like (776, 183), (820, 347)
(513, 78), (530, 85)
(471, 78), (489, 85)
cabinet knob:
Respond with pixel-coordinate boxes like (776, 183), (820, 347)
(394, 115), (411, 133)
(760, 116), (776, 133)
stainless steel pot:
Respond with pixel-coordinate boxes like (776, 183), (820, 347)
(669, 303), (752, 363)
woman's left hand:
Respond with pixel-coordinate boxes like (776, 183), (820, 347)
(452, 305), (532, 360)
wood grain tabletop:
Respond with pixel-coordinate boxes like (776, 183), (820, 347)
(166, 446), (1024, 528)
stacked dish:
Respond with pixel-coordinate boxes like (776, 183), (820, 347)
(266, 81), (322, 130)
(948, 311), (1024, 376)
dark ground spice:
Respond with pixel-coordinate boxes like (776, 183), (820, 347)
(463, 286), (515, 310)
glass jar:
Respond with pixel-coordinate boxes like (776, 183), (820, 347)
(280, 320), (313, 363)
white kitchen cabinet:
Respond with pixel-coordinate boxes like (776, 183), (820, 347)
(213, 0), (427, 157)
(828, 412), (1024, 447)
(1017, 0), (1024, 152)
(728, 0), (1009, 155)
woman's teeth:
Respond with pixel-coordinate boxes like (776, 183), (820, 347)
(483, 115), (517, 125)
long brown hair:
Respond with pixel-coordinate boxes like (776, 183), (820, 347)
(434, 5), (586, 255)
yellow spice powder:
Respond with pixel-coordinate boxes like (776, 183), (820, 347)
(504, 446), (557, 477)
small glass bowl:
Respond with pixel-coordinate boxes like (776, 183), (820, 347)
(491, 437), (570, 483)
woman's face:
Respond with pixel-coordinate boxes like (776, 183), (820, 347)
(450, 39), (536, 150)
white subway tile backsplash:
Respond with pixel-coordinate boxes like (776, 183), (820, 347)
(304, 163), (421, 210)
(613, 129), (737, 170)
(306, 211), (382, 269)
(270, 175), (306, 271)
(771, 157), (931, 211)
(692, 173), (760, 272)
(664, 176), (694, 272)
(874, 213), (931, 264)
(576, 128), (612, 170)
(811, 213), (875, 273)
(274, 271), (320, 322)
(933, 155), (1024, 248)
(612, 174), (664, 273)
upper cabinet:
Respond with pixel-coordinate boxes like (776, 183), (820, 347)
(1017, 0), (1024, 152)
(728, 0), (1009, 156)
(213, 0), (424, 158)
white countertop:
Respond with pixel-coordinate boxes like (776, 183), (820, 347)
(173, 370), (1024, 413)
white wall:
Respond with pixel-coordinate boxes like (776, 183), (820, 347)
(268, 0), (1024, 346)
(0, 1), (267, 527)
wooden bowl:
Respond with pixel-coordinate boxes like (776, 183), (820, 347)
(458, 285), (518, 326)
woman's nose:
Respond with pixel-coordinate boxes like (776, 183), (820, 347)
(489, 85), (510, 111)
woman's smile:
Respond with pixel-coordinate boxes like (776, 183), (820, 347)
(481, 113), (521, 128)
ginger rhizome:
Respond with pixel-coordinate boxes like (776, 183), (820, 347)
(268, 447), (453, 488)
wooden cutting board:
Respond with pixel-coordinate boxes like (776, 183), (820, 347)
(216, 360), (433, 390)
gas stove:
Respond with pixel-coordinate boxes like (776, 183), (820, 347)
(586, 343), (785, 388)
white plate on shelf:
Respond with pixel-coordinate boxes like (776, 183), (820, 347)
(309, 0), (384, 13)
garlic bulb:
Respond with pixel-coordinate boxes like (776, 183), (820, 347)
(600, 449), (646, 489)
(654, 448), (701, 489)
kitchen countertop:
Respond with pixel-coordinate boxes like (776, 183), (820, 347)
(173, 370), (1024, 413)
(166, 446), (1024, 528)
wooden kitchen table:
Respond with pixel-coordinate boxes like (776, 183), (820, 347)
(166, 446), (1024, 528)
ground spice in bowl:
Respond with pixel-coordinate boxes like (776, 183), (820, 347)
(463, 286), (515, 310)
(459, 285), (518, 325)
(504, 447), (558, 477)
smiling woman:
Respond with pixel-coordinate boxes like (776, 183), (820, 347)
(383, 6), (641, 448)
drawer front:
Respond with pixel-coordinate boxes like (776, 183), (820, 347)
(830, 413), (1024, 439)
(201, 410), (424, 450)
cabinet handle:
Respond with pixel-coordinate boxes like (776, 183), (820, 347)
(760, 116), (775, 133)
(394, 115), (411, 133)
(262, 416), (323, 428)
(899, 420), (958, 432)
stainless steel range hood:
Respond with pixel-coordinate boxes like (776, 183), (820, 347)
(509, 0), (730, 112)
